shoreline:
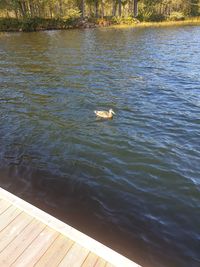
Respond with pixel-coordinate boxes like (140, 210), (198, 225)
(113, 18), (200, 28)
(1, 17), (200, 32)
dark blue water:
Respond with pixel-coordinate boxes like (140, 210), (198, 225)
(0, 26), (200, 267)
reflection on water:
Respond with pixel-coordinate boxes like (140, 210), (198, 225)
(0, 27), (200, 267)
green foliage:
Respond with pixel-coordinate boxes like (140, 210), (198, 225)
(111, 16), (139, 25)
(190, 0), (200, 16)
(138, 12), (165, 22)
(20, 18), (39, 31)
(138, 0), (200, 21)
(167, 12), (185, 21)
(62, 7), (81, 23)
(137, 5), (165, 22)
(0, 18), (20, 31)
(0, 16), (81, 32)
(137, 2), (153, 21)
(0, 0), (200, 30)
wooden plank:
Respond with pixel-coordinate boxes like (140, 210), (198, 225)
(105, 263), (115, 267)
(0, 188), (141, 267)
(0, 212), (33, 252)
(0, 205), (21, 231)
(81, 252), (99, 267)
(58, 242), (89, 267)
(0, 199), (11, 215)
(0, 219), (45, 266)
(0, 188), (140, 267)
(35, 234), (74, 267)
(95, 258), (107, 267)
(12, 226), (58, 267)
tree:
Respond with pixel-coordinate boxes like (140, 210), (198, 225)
(118, 0), (122, 16)
(133, 0), (138, 17)
(0, 0), (199, 20)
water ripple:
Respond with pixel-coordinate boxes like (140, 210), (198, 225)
(0, 27), (200, 267)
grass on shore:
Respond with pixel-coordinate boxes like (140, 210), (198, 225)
(110, 17), (200, 29)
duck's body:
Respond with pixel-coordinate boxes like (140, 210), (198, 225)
(94, 109), (116, 119)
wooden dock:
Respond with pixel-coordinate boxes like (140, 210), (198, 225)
(0, 187), (141, 267)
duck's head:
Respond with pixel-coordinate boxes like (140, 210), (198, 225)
(109, 109), (116, 115)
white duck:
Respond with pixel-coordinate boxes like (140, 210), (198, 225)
(94, 109), (116, 119)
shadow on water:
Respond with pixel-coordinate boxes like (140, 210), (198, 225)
(0, 163), (198, 267)
(0, 165), (147, 266)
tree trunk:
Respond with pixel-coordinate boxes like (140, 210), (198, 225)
(14, 10), (19, 19)
(49, 3), (53, 18)
(112, 1), (117, 16)
(118, 0), (122, 17)
(81, 0), (85, 18)
(95, 0), (98, 18)
(133, 0), (138, 17)
(17, 1), (26, 18)
(101, 0), (105, 18)
(59, 0), (63, 17)
(28, 1), (34, 18)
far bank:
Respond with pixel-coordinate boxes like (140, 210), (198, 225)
(1, 16), (200, 32)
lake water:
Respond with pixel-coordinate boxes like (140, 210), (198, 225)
(0, 26), (200, 267)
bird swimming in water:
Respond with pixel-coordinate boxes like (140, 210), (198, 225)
(94, 109), (116, 119)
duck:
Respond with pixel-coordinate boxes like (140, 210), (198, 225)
(94, 109), (116, 119)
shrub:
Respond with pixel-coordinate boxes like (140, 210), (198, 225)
(0, 13), (81, 32)
(21, 18), (38, 31)
(137, 3), (165, 22)
(148, 13), (165, 22)
(0, 18), (21, 31)
(138, 12), (165, 22)
(168, 12), (185, 21)
(111, 16), (139, 25)
(65, 8), (81, 20)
